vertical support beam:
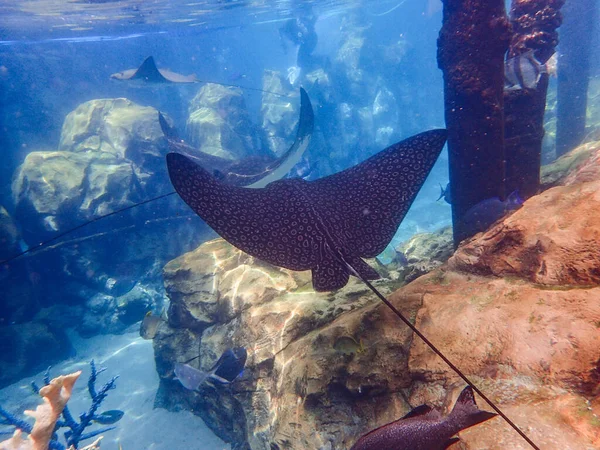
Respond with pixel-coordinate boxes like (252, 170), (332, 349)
(504, 0), (564, 199)
(437, 0), (511, 246)
(556, 0), (598, 157)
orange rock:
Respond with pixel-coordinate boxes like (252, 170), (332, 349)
(450, 180), (600, 286)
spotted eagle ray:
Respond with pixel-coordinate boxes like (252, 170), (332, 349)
(159, 87), (314, 188)
(167, 130), (446, 290)
(111, 56), (198, 84)
(166, 129), (540, 449)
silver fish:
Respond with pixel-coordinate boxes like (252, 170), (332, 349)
(174, 363), (214, 391)
(504, 50), (547, 91)
(174, 348), (247, 390)
(350, 386), (497, 450)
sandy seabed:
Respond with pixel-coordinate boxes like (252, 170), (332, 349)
(0, 329), (229, 450)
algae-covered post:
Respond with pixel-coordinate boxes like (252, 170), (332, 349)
(556, 0), (598, 157)
(504, 0), (564, 199)
(437, 0), (511, 246)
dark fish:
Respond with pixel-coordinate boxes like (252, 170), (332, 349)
(139, 311), (164, 340)
(437, 182), (451, 204)
(93, 409), (125, 425)
(159, 87), (314, 188)
(212, 347), (247, 383)
(395, 250), (408, 266)
(350, 386), (497, 450)
(459, 190), (523, 239)
(111, 56), (198, 84)
(166, 129), (446, 291)
(174, 347), (247, 390)
(504, 50), (547, 91)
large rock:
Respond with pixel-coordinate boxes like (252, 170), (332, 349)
(155, 179), (600, 449)
(450, 180), (600, 286)
(260, 71), (298, 157)
(58, 98), (165, 164)
(12, 98), (171, 241)
(187, 83), (257, 160)
(0, 206), (20, 261)
(156, 238), (412, 449)
(12, 151), (140, 236)
(405, 269), (600, 449)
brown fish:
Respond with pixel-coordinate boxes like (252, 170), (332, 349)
(350, 386), (497, 450)
(139, 311), (164, 339)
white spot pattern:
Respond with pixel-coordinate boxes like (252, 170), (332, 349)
(166, 129), (447, 291)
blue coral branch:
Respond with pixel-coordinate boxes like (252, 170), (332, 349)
(1, 361), (120, 449)
(31, 381), (40, 395)
(61, 405), (78, 430)
(64, 362), (119, 448)
(0, 405), (32, 433)
(87, 360), (106, 400)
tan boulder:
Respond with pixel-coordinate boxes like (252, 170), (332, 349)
(12, 98), (171, 240)
(58, 98), (165, 163)
(260, 71), (298, 157)
(157, 238), (414, 449)
(12, 151), (138, 234)
(187, 83), (257, 160)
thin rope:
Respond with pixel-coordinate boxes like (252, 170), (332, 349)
(0, 192), (177, 265)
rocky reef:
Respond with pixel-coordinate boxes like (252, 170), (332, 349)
(12, 98), (172, 241)
(187, 83), (259, 161)
(153, 139), (600, 449)
(1, 98), (199, 386)
(260, 71), (299, 158)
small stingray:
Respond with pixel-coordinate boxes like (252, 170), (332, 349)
(111, 56), (198, 84)
(111, 56), (294, 96)
(160, 87), (314, 188)
(167, 129), (447, 291)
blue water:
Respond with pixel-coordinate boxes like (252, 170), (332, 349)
(6, 1), (596, 449)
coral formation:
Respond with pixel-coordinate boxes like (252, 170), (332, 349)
(0, 361), (120, 450)
(0, 371), (79, 450)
